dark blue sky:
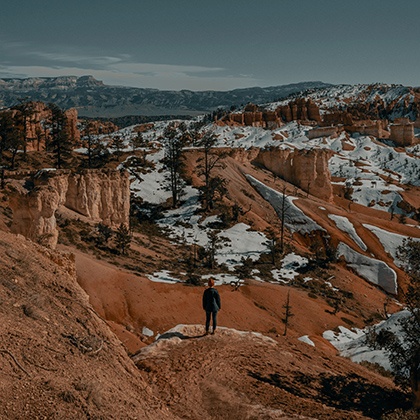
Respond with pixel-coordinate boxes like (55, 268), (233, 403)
(1, 0), (419, 90)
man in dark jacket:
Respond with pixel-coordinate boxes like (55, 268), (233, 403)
(202, 278), (221, 335)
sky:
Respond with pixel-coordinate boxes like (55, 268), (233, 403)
(1, 0), (419, 91)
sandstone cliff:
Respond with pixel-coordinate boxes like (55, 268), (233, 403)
(389, 118), (415, 146)
(276, 98), (321, 123)
(9, 169), (130, 248)
(219, 99), (321, 128)
(253, 147), (334, 201)
(3, 101), (81, 152)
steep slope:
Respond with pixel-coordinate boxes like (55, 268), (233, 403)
(0, 232), (175, 419)
(132, 325), (407, 419)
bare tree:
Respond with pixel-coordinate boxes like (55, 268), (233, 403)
(278, 186), (291, 253)
(282, 289), (294, 336)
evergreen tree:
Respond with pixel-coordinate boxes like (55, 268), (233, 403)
(163, 123), (185, 208)
(95, 223), (113, 247)
(47, 103), (72, 169)
(0, 110), (24, 169)
(265, 227), (281, 265)
(368, 238), (420, 408)
(13, 100), (35, 157)
(130, 131), (145, 152)
(205, 230), (225, 269)
(115, 223), (132, 255)
(196, 131), (227, 211)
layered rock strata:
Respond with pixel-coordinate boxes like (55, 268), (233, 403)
(9, 169), (130, 248)
(253, 147), (334, 202)
(389, 118), (415, 146)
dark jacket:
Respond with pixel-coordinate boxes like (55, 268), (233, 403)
(202, 287), (221, 312)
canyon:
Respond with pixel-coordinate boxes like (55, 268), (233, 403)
(1, 82), (420, 418)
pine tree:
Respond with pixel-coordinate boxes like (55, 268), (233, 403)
(47, 103), (72, 169)
(163, 123), (185, 208)
(115, 223), (132, 255)
(196, 131), (227, 211)
(0, 110), (25, 169)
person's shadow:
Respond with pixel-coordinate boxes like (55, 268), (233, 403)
(156, 331), (207, 341)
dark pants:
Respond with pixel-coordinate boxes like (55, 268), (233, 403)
(205, 311), (218, 332)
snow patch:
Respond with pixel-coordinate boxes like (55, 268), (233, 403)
(328, 214), (367, 251)
(336, 242), (397, 294)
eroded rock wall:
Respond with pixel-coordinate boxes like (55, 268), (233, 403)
(65, 170), (130, 226)
(219, 99), (321, 129)
(253, 147), (334, 201)
(389, 118), (415, 146)
(9, 169), (130, 248)
(9, 184), (62, 248)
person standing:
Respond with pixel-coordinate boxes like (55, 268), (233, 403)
(202, 278), (221, 335)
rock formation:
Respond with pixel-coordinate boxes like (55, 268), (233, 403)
(389, 118), (416, 146)
(219, 99), (321, 129)
(9, 169), (130, 248)
(1, 101), (81, 152)
(345, 119), (390, 139)
(276, 98), (321, 123)
(307, 126), (341, 139)
(64, 170), (130, 225)
(134, 123), (155, 133)
(81, 119), (119, 136)
(9, 184), (62, 248)
(253, 147), (334, 201)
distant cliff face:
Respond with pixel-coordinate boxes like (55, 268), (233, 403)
(253, 147), (334, 202)
(220, 99), (321, 128)
(9, 169), (130, 248)
(0, 76), (331, 117)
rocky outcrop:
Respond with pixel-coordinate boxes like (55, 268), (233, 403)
(3, 101), (81, 152)
(311, 119), (390, 139)
(220, 99), (321, 129)
(253, 147), (334, 201)
(276, 98), (321, 123)
(134, 123), (155, 133)
(64, 108), (80, 144)
(64, 170), (130, 226)
(9, 169), (130, 248)
(389, 118), (415, 146)
(308, 126), (341, 139)
(346, 120), (390, 139)
(81, 120), (118, 136)
(9, 184), (62, 248)
(222, 104), (283, 129)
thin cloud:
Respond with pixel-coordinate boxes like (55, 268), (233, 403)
(26, 51), (124, 66)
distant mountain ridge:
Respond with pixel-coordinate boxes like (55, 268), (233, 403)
(0, 75), (332, 118)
